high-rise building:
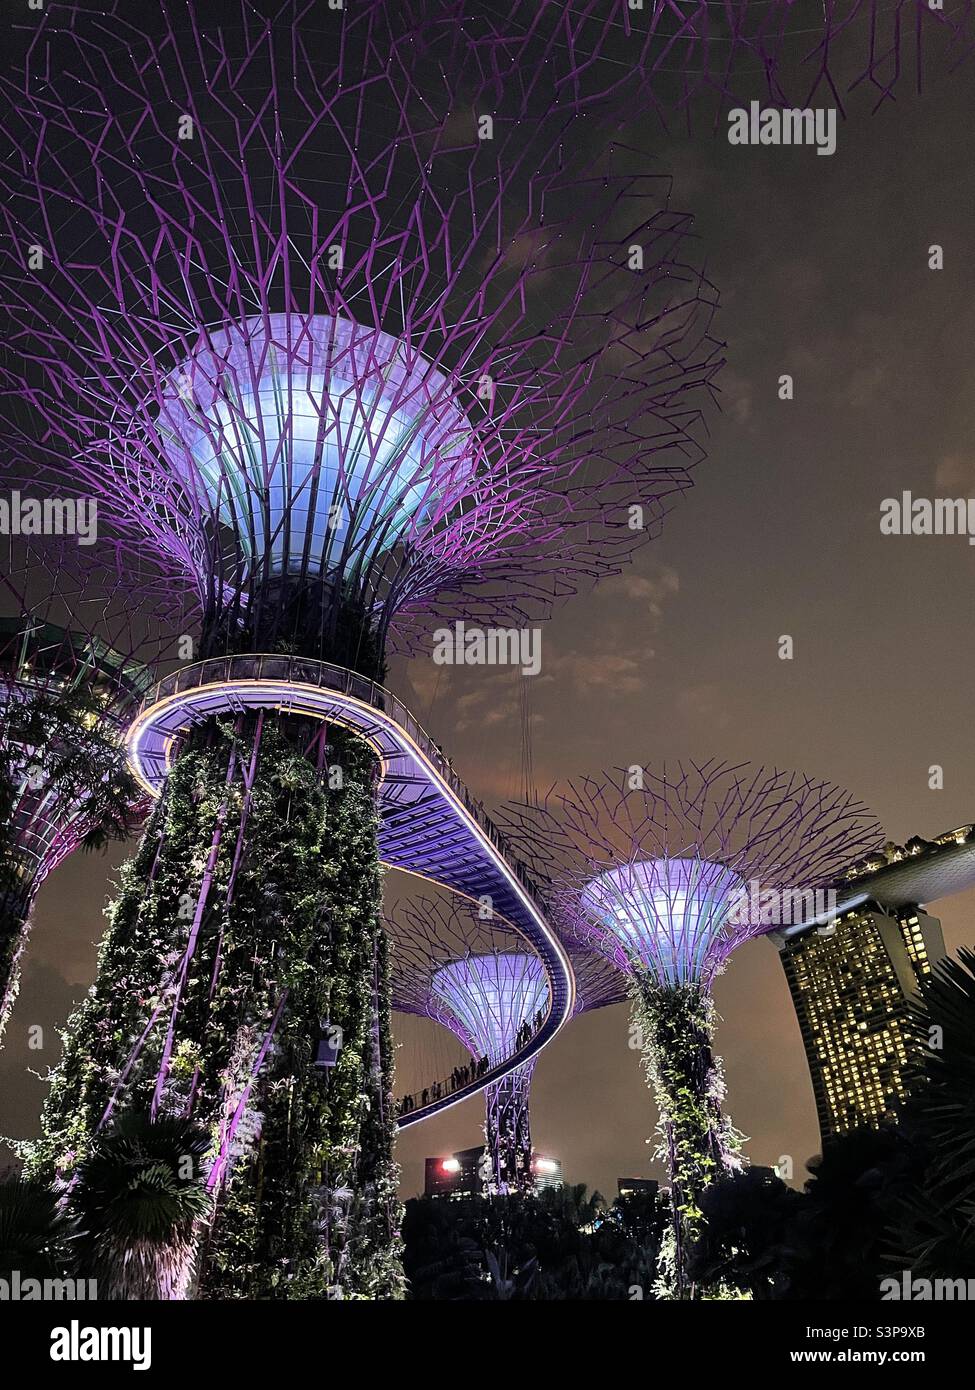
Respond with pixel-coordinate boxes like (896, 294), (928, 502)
(775, 906), (944, 1139)
(774, 822), (975, 1142)
(618, 1178), (659, 1199)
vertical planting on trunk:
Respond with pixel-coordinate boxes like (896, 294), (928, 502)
(30, 717), (402, 1298)
(631, 980), (740, 1299)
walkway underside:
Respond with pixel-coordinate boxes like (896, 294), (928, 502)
(125, 655), (575, 1127)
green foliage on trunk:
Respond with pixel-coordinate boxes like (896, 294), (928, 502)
(29, 716), (403, 1299)
(0, 683), (140, 1040)
(630, 978), (741, 1298)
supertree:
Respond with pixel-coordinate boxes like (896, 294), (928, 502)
(2, 2), (720, 1296)
(389, 895), (550, 1193)
(1, 1), (720, 662)
(498, 760), (882, 1296)
(401, 0), (975, 125)
(391, 896), (628, 1192)
(0, 541), (185, 1044)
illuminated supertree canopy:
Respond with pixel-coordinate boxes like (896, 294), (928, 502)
(501, 761), (883, 984)
(390, 895), (549, 1192)
(0, 543), (184, 1042)
(1, 0), (721, 671)
(430, 954), (548, 1066)
(499, 760), (882, 1295)
(2, 0), (724, 1300)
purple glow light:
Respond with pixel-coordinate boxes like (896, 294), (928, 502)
(431, 952), (549, 1063)
(1, 1), (721, 665)
(500, 761), (883, 988)
(581, 857), (744, 985)
(155, 313), (474, 583)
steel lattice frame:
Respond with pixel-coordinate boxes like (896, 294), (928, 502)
(1, 0), (722, 668)
(390, 894), (549, 1191)
(0, 540), (187, 1034)
(404, 0), (975, 121)
(565, 936), (631, 1013)
(498, 760), (882, 1291)
(499, 760), (883, 987)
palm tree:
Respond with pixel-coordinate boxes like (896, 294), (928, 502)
(0, 1174), (76, 1280)
(71, 1113), (212, 1300)
(896, 948), (975, 1276)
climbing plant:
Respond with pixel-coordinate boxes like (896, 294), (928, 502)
(30, 715), (403, 1298)
(630, 978), (741, 1299)
(0, 682), (140, 1039)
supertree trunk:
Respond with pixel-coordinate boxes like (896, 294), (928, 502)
(197, 805), (404, 1301)
(631, 980), (740, 1299)
(0, 883), (34, 1039)
(31, 716), (402, 1298)
(484, 1065), (536, 1194)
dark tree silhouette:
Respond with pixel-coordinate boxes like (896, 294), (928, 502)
(403, 1184), (664, 1300)
(895, 948), (975, 1277)
(0, 1176), (76, 1282)
(689, 1167), (803, 1299)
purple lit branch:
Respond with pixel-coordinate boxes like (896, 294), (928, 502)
(498, 761), (883, 987)
(0, 1), (720, 661)
(0, 540), (185, 1030)
(0, 541), (185, 883)
(404, 0), (975, 120)
(566, 937), (630, 1013)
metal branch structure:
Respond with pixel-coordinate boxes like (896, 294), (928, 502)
(405, 0), (975, 122)
(498, 760), (882, 1295)
(390, 895), (550, 1192)
(0, 1), (725, 1298)
(0, 542), (184, 1040)
(501, 761), (883, 986)
(1, 0), (721, 669)
(566, 936), (630, 1015)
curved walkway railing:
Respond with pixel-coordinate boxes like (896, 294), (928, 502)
(125, 655), (575, 1127)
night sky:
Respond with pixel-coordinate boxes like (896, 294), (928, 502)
(2, 9), (975, 1203)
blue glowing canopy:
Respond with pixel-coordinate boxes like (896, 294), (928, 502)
(580, 857), (745, 985)
(157, 313), (474, 579)
(431, 951), (549, 1062)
